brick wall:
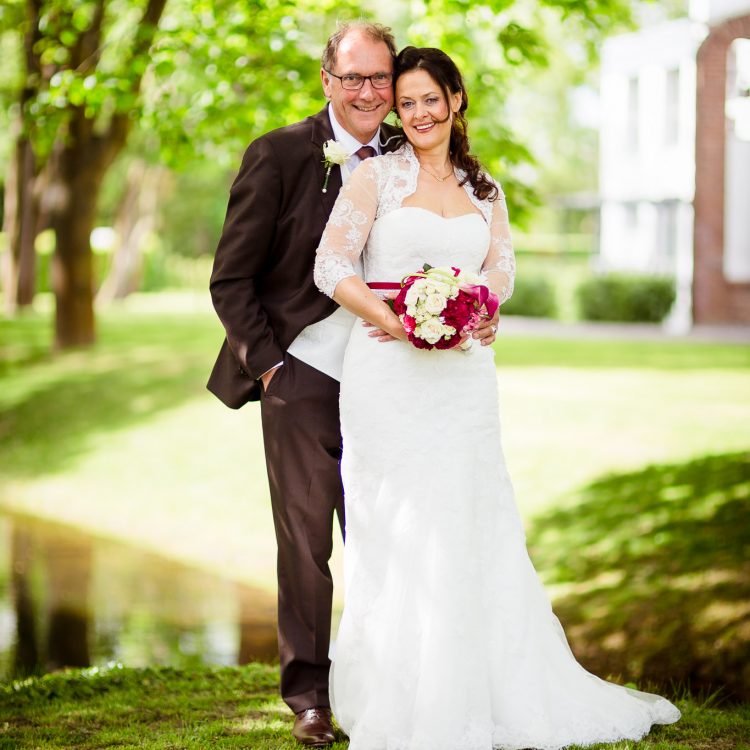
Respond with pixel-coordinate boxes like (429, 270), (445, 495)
(694, 13), (750, 324)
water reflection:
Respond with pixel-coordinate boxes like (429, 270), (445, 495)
(0, 513), (278, 682)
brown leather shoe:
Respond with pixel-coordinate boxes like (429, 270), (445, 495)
(292, 707), (336, 747)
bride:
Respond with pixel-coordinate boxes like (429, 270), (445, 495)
(313, 46), (680, 750)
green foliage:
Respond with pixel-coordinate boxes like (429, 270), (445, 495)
(0, 0), (639, 221)
(138, 0), (333, 165)
(154, 159), (231, 258)
(502, 274), (558, 317)
(576, 274), (677, 323)
(7, 0), (162, 160)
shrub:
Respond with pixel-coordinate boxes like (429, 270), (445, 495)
(502, 275), (558, 318)
(576, 274), (675, 323)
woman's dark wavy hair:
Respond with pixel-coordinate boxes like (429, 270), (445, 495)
(394, 46), (498, 202)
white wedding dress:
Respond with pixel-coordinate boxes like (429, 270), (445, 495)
(313, 143), (680, 750)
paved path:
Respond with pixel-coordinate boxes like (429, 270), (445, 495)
(497, 316), (750, 344)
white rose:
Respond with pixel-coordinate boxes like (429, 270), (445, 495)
(424, 293), (447, 315)
(323, 140), (349, 166)
(433, 279), (457, 297)
(417, 319), (452, 344)
(405, 285), (421, 307)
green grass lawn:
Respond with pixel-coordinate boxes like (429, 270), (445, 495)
(1, 294), (749, 716)
(2, 664), (749, 750)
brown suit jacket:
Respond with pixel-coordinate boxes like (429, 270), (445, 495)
(207, 107), (402, 408)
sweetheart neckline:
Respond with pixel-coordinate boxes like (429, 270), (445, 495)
(386, 205), (486, 222)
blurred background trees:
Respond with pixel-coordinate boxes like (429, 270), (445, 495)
(0, 0), (640, 348)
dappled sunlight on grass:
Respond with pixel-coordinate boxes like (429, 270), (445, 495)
(227, 714), (289, 734)
(0, 311), (224, 479)
(528, 452), (750, 701)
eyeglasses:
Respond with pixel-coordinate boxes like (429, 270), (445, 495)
(325, 70), (393, 90)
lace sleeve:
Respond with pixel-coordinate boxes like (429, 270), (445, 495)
(314, 159), (380, 298)
(482, 188), (516, 305)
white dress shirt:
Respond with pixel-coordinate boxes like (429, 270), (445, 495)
(283, 105), (381, 381)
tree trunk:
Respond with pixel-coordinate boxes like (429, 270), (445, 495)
(47, 146), (102, 348)
(27, 0), (168, 348)
(97, 159), (165, 302)
(2, 134), (40, 314)
(1, 0), (44, 315)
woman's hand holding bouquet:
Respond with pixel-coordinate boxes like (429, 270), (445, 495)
(389, 264), (499, 350)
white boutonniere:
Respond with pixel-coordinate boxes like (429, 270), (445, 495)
(322, 139), (348, 193)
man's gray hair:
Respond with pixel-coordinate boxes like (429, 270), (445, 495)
(321, 21), (397, 72)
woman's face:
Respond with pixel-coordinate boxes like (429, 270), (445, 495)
(395, 68), (462, 153)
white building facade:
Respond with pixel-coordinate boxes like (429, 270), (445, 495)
(598, 0), (750, 329)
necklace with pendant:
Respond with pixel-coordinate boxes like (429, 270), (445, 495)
(420, 163), (454, 183)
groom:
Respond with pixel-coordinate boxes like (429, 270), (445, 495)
(208, 21), (401, 747)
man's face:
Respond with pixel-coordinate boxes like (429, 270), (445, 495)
(321, 30), (394, 144)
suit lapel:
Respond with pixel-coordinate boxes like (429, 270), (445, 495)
(310, 108), (404, 213)
(310, 108), (342, 215)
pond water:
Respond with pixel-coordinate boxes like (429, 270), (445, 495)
(0, 512), (278, 683)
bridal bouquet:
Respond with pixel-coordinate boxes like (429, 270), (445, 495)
(391, 264), (499, 350)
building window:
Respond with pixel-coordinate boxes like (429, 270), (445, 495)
(664, 68), (680, 145)
(657, 201), (678, 261)
(627, 75), (639, 152)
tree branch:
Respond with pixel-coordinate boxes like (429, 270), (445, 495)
(98, 0), (168, 168)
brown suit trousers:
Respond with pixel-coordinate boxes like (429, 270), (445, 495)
(259, 352), (344, 712)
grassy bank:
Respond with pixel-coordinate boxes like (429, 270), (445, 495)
(527, 450), (750, 702)
(1, 664), (748, 750)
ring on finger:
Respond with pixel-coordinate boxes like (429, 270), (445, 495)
(490, 324), (497, 334)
